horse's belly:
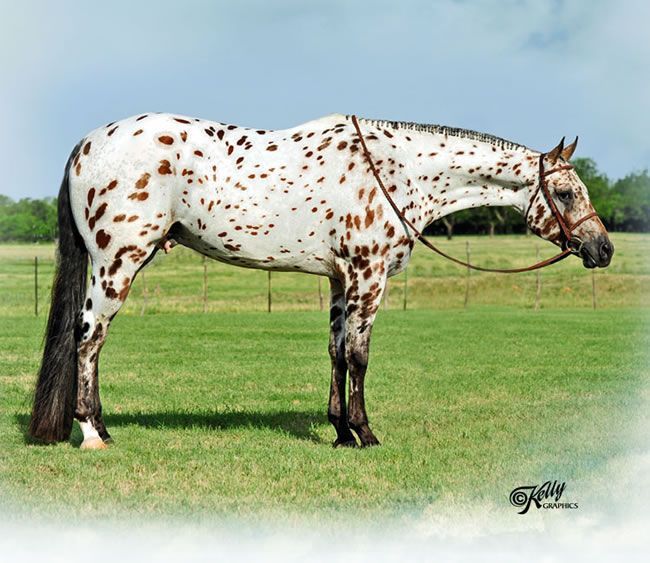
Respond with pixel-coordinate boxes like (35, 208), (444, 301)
(172, 209), (333, 274)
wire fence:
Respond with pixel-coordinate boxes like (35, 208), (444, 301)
(3, 234), (647, 318)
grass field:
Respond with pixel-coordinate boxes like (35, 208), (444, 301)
(0, 233), (648, 316)
(0, 312), (647, 520)
(0, 237), (648, 521)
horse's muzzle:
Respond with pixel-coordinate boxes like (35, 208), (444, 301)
(580, 235), (614, 268)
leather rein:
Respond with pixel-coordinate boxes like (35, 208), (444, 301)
(350, 114), (599, 274)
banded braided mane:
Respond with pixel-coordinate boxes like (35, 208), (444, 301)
(355, 116), (528, 151)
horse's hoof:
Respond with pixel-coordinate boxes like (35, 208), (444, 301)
(80, 437), (108, 450)
(351, 425), (381, 447)
(360, 438), (381, 448)
(333, 438), (358, 448)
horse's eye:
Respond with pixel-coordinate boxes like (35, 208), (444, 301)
(556, 190), (573, 204)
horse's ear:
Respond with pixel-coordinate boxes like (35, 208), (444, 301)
(546, 137), (565, 163)
(561, 136), (578, 161)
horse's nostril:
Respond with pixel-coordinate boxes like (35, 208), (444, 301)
(599, 240), (613, 261)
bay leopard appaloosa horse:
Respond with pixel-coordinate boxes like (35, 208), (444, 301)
(30, 113), (613, 449)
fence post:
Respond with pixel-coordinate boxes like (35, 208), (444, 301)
(591, 270), (597, 309)
(267, 271), (272, 313)
(318, 277), (324, 311)
(535, 244), (542, 310)
(140, 271), (147, 316)
(202, 255), (208, 313)
(34, 256), (38, 317)
(464, 241), (470, 309)
(402, 267), (408, 311)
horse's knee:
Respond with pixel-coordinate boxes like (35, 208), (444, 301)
(346, 346), (368, 371)
(328, 330), (346, 367)
(329, 341), (347, 368)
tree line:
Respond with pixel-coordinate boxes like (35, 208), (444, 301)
(0, 158), (648, 243)
(0, 195), (58, 242)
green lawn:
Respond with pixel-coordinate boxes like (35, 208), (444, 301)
(0, 309), (647, 521)
(0, 237), (647, 521)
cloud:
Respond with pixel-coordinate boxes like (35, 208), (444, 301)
(0, 0), (647, 199)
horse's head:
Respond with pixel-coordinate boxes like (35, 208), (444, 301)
(526, 138), (613, 268)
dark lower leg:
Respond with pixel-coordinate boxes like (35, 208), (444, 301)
(328, 357), (356, 447)
(347, 350), (380, 447)
(327, 280), (356, 447)
(342, 270), (385, 447)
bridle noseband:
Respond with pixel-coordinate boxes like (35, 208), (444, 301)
(525, 157), (598, 258)
(351, 114), (600, 273)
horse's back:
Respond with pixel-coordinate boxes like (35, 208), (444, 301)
(66, 112), (357, 273)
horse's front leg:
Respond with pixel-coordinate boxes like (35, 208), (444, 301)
(343, 265), (386, 447)
(327, 278), (357, 448)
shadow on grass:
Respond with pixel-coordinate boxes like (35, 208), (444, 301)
(16, 408), (326, 446)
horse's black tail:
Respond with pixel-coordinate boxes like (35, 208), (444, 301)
(29, 142), (87, 443)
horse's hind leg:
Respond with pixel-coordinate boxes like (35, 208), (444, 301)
(75, 249), (151, 449)
(327, 278), (357, 448)
(76, 300), (112, 450)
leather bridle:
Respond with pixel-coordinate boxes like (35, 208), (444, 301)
(350, 114), (600, 273)
(524, 158), (599, 257)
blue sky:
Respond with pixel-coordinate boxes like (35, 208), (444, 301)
(1, 0), (648, 199)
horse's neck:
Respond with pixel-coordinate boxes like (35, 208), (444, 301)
(374, 125), (540, 228)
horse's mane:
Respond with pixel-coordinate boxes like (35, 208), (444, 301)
(356, 117), (528, 151)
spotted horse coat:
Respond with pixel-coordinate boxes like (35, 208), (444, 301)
(35, 112), (611, 449)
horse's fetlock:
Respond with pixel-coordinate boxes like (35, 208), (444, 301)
(348, 414), (368, 431)
(327, 411), (342, 426)
(74, 406), (90, 421)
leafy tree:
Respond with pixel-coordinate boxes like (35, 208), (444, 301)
(0, 196), (58, 242)
(612, 171), (650, 232)
(572, 158), (618, 228)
